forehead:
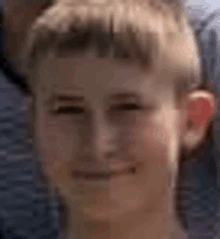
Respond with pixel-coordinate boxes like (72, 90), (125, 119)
(36, 50), (177, 106)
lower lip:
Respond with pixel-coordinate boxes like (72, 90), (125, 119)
(73, 167), (139, 188)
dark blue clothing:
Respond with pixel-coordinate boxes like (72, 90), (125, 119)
(0, 8), (58, 239)
(0, 71), (59, 239)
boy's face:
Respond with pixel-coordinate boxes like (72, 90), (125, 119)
(35, 50), (186, 221)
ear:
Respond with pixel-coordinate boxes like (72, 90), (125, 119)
(182, 90), (214, 153)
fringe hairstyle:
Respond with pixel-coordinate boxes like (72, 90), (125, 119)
(20, 0), (201, 94)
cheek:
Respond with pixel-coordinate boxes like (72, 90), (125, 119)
(128, 111), (180, 192)
(129, 112), (170, 167)
(35, 113), (81, 181)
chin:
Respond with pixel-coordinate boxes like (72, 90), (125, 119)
(69, 189), (146, 224)
(81, 203), (136, 223)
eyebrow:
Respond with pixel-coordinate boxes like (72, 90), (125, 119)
(45, 92), (84, 109)
(47, 92), (141, 109)
(108, 92), (157, 109)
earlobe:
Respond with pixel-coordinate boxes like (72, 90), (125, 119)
(183, 90), (214, 153)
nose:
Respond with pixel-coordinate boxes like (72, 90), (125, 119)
(91, 109), (118, 162)
(76, 110), (135, 171)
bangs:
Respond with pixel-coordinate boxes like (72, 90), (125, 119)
(21, 2), (181, 68)
(20, 1), (201, 99)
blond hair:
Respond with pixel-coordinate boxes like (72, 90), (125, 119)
(20, 0), (201, 95)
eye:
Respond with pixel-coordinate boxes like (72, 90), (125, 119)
(56, 106), (85, 114)
(111, 103), (141, 111)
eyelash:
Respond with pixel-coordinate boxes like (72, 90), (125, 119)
(55, 103), (141, 115)
(56, 107), (84, 114)
(110, 103), (141, 111)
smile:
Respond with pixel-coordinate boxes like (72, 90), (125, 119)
(72, 166), (137, 180)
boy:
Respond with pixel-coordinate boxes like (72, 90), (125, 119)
(9, 0), (215, 238)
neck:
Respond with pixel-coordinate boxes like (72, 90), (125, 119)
(58, 188), (187, 239)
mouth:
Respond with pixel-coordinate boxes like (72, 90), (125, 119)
(72, 166), (137, 181)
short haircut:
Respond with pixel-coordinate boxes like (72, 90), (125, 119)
(20, 0), (201, 105)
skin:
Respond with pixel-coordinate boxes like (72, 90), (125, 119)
(32, 50), (214, 239)
(5, 2), (214, 238)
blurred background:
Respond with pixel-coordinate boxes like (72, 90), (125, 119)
(1, 0), (220, 238)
